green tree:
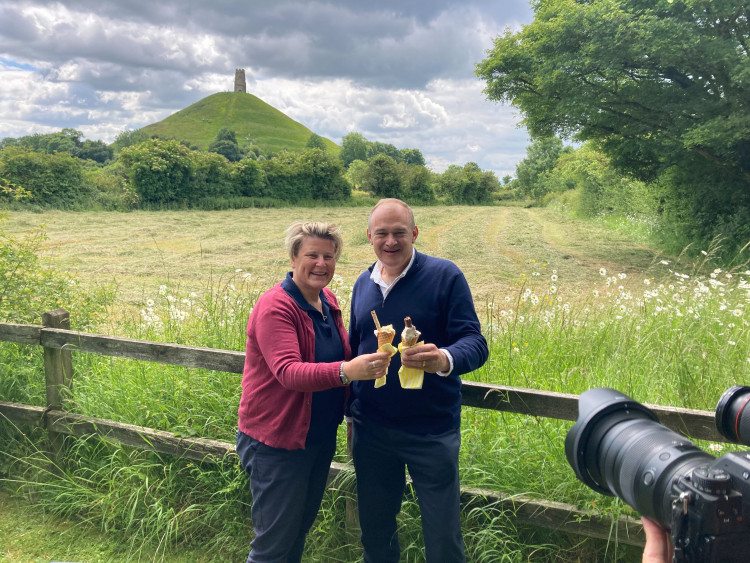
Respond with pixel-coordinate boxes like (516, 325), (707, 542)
(361, 154), (403, 198)
(231, 158), (268, 197)
(514, 136), (570, 199)
(112, 129), (150, 153)
(76, 139), (113, 163)
(399, 163), (434, 203)
(400, 148), (425, 166)
(190, 151), (232, 200)
(119, 139), (194, 205)
(339, 132), (369, 167)
(476, 0), (750, 247)
(215, 127), (237, 144)
(305, 133), (327, 151)
(0, 147), (90, 208)
(345, 159), (368, 189)
(367, 141), (401, 162)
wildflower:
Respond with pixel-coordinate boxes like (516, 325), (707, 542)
(618, 285), (625, 293)
(518, 315), (525, 323)
(551, 274), (558, 282)
(549, 285), (557, 294)
(733, 309), (742, 317)
(504, 296), (511, 302)
(236, 268), (243, 272)
(729, 340), (736, 346)
(619, 304), (627, 313)
(531, 294), (539, 305)
(708, 443), (724, 453)
(243, 273), (253, 282)
(190, 292), (198, 298)
(487, 302), (495, 310)
(599, 268), (607, 276)
(593, 290), (600, 298)
(146, 298), (155, 307)
(644, 279), (651, 286)
(159, 285), (167, 295)
(618, 273), (627, 279)
(167, 295), (176, 303)
(500, 310), (507, 317)
(660, 260), (670, 265)
(227, 284), (236, 292)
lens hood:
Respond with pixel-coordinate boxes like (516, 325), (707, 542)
(565, 388), (658, 493)
(715, 385), (750, 445)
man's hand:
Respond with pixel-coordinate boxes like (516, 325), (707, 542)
(641, 517), (674, 563)
(401, 343), (450, 373)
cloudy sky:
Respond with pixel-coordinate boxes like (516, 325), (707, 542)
(0, 1), (534, 176)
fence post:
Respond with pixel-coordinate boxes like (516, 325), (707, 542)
(42, 308), (73, 463)
(345, 423), (360, 538)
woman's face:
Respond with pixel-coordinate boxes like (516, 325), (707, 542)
(290, 236), (337, 299)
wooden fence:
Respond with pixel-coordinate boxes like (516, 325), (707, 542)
(0, 309), (728, 549)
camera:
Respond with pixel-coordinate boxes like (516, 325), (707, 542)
(565, 386), (750, 562)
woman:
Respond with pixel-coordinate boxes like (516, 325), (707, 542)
(236, 221), (390, 563)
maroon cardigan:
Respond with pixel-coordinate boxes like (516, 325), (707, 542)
(237, 283), (351, 450)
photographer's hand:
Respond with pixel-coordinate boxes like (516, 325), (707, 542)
(641, 517), (674, 563)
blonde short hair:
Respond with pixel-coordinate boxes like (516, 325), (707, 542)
(285, 221), (343, 262)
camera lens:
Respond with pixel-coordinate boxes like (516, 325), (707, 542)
(715, 385), (750, 445)
(565, 388), (714, 526)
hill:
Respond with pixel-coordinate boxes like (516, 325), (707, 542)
(139, 91), (339, 155)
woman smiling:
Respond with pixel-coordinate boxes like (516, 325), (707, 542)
(236, 221), (390, 563)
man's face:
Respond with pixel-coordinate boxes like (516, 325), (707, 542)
(367, 203), (418, 276)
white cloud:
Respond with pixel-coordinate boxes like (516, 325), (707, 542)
(0, 0), (533, 176)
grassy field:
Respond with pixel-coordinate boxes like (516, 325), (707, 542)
(1, 205), (748, 562)
(3, 206), (664, 312)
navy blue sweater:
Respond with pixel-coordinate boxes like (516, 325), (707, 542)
(349, 251), (488, 434)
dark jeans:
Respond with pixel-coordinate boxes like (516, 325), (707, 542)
(352, 417), (465, 563)
(236, 429), (337, 563)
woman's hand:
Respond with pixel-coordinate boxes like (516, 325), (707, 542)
(343, 351), (392, 381)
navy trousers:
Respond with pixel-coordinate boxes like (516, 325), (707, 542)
(236, 429), (337, 563)
(352, 417), (465, 563)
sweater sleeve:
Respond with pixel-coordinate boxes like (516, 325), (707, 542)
(441, 270), (489, 377)
(252, 293), (342, 392)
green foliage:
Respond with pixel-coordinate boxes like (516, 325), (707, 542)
(231, 158), (268, 197)
(435, 162), (500, 204)
(76, 139), (113, 163)
(305, 133), (327, 151)
(339, 132), (369, 167)
(548, 145), (657, 220)
(514, 136), (570, 199)
(361, 153), (403, 198)
(399, 163), (435, 204)
(119, 139), (194, 205)
(476, 0), (750, 252)
(209, 128), (242, 162)
(189, 151), (232, 199)
(261, 149), (350, 202)
(111, 129), (151, 153)
(0, 146), (92, 208)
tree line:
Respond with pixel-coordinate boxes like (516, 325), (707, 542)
(476, 0), (749, 255)
(0, 126), (501, 210)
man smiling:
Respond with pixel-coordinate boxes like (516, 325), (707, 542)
(348, 198), (488, 562)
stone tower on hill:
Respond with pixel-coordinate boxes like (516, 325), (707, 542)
(234, 69), (246, 93)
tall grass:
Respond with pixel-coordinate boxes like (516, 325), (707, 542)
(1, 235), (749, 561)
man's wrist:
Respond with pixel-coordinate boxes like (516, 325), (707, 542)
(436, 349), (454, 377)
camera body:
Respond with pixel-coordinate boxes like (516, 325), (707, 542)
(666, 452), (750, 561)
(565, 386), (750, 562)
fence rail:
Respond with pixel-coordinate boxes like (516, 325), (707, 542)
(0, 310), (729, 548)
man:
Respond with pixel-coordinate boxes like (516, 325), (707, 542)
(349, 198), (489, 562)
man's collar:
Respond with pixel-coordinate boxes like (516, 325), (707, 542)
(370, 248), (416, 287)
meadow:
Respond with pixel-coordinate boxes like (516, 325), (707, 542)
(1, 205), (749, 562)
